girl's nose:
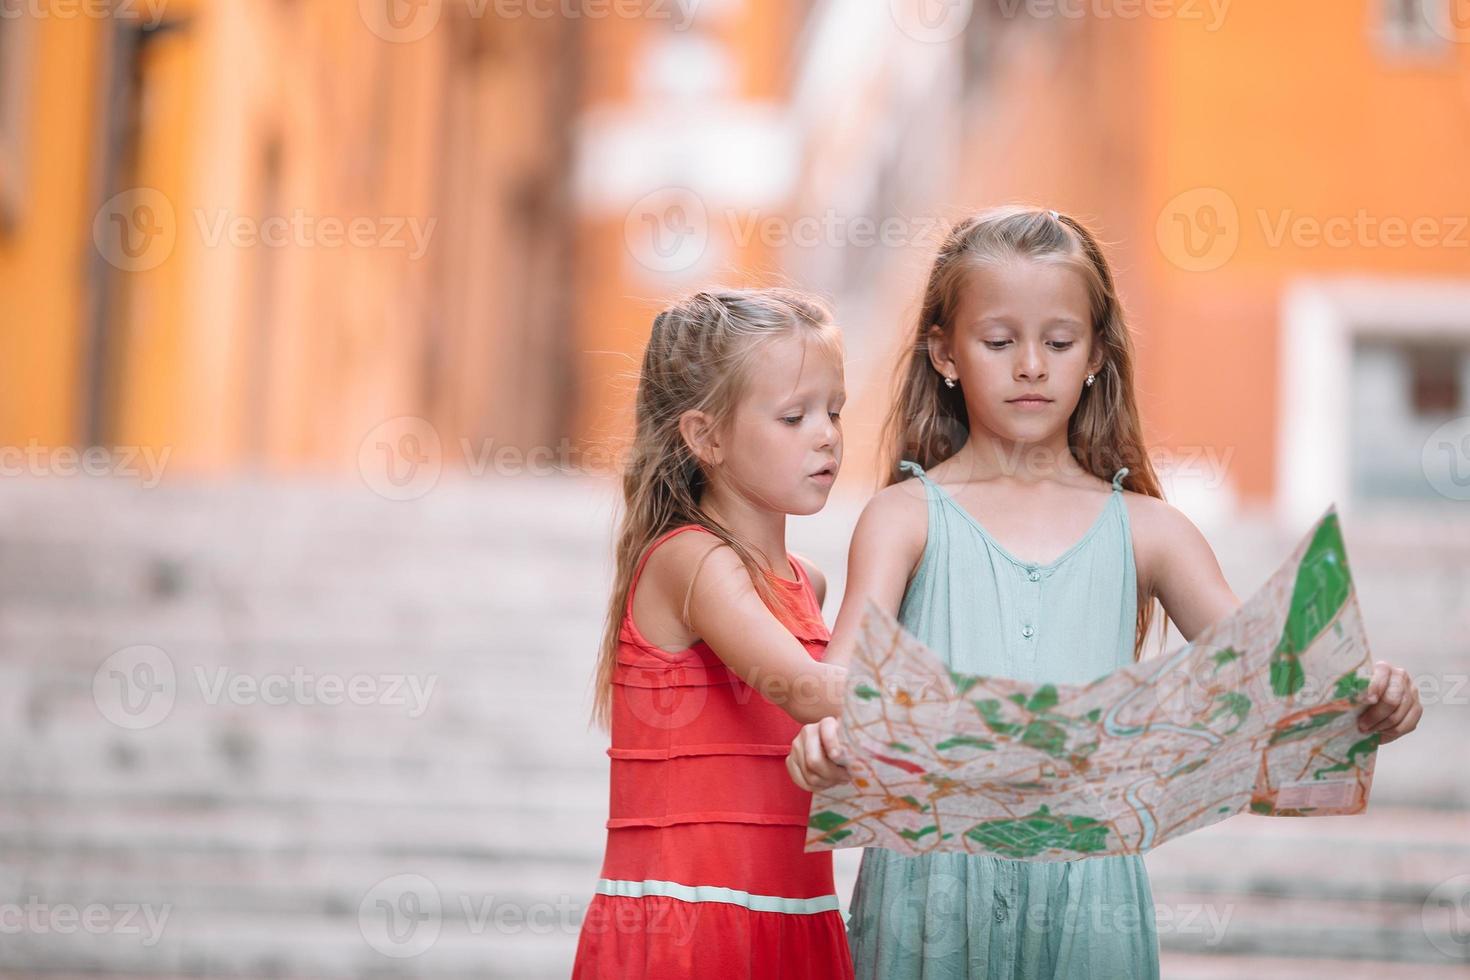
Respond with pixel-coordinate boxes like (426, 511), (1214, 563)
(1017, 346), (1047, 380)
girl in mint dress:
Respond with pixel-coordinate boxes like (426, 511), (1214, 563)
(845, 458), (1156, 977)
(787, 205), (1423, 979)
(812, 206), (1168, 977)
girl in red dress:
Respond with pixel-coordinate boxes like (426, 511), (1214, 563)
(572, 289), (855, 979)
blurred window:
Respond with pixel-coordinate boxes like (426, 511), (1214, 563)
(1377, 0), (1451, 51)
(1351, 337), (1470, 499)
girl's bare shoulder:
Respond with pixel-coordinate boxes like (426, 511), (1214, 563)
(632, 527), (728, 648)
(1120, 490), (1197, 541)
(851, 474), (930, 565)
(640, 526), (732, 600)
(1120, 491), (1216, 587)
(865, 471), (930, 526)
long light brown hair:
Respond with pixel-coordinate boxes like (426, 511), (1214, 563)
(879, 205), (1167, 660)
(591, 288), (841, 729)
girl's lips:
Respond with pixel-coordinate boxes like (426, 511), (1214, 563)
(809, 470), (836, 484)
(1007, 398), (1052, 409)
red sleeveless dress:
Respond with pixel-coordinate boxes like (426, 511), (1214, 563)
(572, 525), (854, 979)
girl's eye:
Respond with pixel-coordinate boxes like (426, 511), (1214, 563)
(781, 416), (803, 426)
(985, 340), (1075, 351)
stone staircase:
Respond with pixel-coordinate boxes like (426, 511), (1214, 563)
(0, 473), (1464, 977)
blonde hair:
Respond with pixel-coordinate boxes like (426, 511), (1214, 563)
(591, 287), (841, 729)
(879, 205), (1166, 660)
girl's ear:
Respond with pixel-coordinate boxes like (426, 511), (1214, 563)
(1084, 326), (1107, 378)
(678, 409), (722, 466)
(925, 325), (956, 381)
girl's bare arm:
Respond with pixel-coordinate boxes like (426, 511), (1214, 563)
(821, 482), (929, 670)
(788, 483), (927, 790)
(665, 535), (846, 724)
(1132, 496), (1241, 644)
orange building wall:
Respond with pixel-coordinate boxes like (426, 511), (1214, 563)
(1, 2), (577, 474)
(1144, 2), (1470, 502)
(0, 18), (103, 446)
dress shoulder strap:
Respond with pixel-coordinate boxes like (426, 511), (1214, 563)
(1111, 467), (1130, 492)
(898, 459), (928, 480)
(625, 524), (710, 618)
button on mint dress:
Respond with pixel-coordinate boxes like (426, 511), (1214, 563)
(845, 460), (1160, 980)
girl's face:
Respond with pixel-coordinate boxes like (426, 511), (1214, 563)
(706, 330), (846, 516)
(929, 258), (1104, 448)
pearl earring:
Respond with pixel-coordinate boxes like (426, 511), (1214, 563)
(944, 376), (956, 389)
(1085, 373), (1096, 387)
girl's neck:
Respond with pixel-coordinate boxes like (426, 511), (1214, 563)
(951, 425), (1088, 486)
(697, 485), (793, 582)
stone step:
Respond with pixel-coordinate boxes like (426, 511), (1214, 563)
(0, 906), (580, 979)
(1, 849), (600, 921)
(0, 797), (606, 862)
(1160, 951), (1470, 978)
(1144, 805), (1470, 898)
(1151, 888), (1461, 965)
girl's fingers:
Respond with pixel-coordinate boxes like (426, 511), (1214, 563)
(1358, 665), (1407, 731)
(786, 746), (813, 793)
(1384, 668), (1406, 709)
(1383, 699), (1423, 744)
(804, 724), (840, 784)
(789, 725), (831, 790)
(1370, 697), (1410, 734)
(788, 734), (812, 788)
(1362, 661), (1390, 706)
(818, 716), (849, 767)
(1372, 683), (1418, 736)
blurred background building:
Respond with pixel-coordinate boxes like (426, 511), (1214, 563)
(0, 0), (1467, 976)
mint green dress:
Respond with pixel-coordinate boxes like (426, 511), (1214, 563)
(846, 460), (1160, 980)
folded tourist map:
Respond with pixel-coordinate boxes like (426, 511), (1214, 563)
(806, 507), (1379, 861)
